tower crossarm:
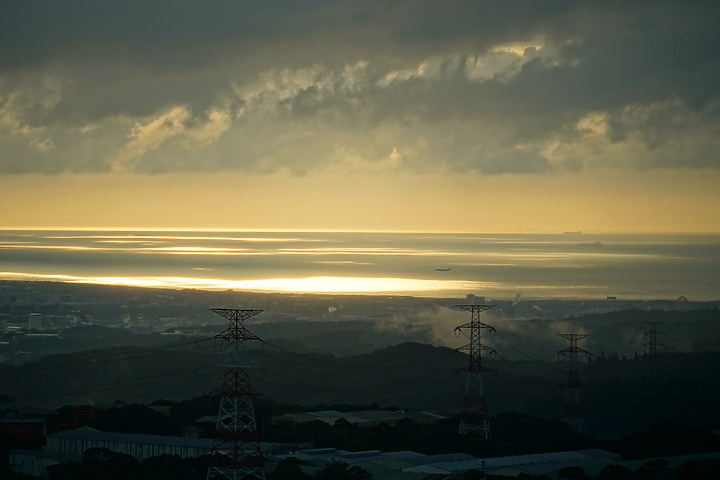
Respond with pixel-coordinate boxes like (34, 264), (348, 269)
(558, 346), (593, 357)
(643, 329), (666, 336)
(456, 343), (496, 354)
(557, 333), (589, 343)
(212, 309), (264, 342)
(454, 321), (495, 332)
(211, 308), (264, 321)
(456, 304), (495, 313)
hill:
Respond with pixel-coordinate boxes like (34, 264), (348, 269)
(4, 341), (720, 437)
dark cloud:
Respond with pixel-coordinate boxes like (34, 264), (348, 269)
(1, 0), (719, 174)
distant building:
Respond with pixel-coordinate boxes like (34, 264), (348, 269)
(0, 417), (47, 443)
(278, 410), (447, 427)
(401, 449), (620, 476)
(28, 313), (44, 330)
(11, 426), (623, 479)
(465, 294), (486, 304)
(43, 428), (213, 460)
(10, 428), (312, 477)
(9, 450), (76, 478)
(271, 446), (621, 477)
(71, 404), (112, 425)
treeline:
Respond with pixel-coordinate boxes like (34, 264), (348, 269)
(4, 342), (720, 436)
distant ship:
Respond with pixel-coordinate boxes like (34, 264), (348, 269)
(564, 231), (582, 234)
(436, 267), (451, 271)
(578, 241), (603, 247)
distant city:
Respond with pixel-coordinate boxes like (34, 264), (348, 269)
(2, 280), (720, 479)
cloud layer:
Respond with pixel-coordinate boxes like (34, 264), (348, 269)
(1, 0), (719, 175)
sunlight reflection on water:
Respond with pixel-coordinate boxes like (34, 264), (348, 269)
(0, 272), (491, 295)
(1, 230), (719, 300)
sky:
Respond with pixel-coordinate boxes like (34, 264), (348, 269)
(2, 0), (720, 233)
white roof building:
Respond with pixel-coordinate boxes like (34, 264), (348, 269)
(401, 449), (621, 476)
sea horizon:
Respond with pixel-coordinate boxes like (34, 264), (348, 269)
(2, 229), (719, 301)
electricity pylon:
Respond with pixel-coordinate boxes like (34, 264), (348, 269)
(557, 333), (592, 433)
(643, 320), (665, 374)
(643, 320), (665, 358)
(455, 303), (496, 438)
(206, 308), (265, 480)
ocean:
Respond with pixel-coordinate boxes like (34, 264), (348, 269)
(1, 230), (719, 301)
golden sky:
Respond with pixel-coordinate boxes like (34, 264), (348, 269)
(3, 168), (718, 233)
(2, 2), (720, 233)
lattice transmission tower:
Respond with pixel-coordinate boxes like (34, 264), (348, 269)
(557, 333), (592, 433)
(643, 320), (665, 373)
(454, 303), (496, 438)
(206, 308), (265, 480)
(643, 320), (665, 358)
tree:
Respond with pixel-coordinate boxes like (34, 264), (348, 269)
(464, 468), (486, 479)
(48, 447), (139, 480)
(138, 454), (200, 480)
(558, 465), (587, 480)
(599, 464), (634, 480)
(313, 460), (371, 480)
(88, 404), (180, 435)
(82, 447), (137, 469)
(634, 459), (669, 480)
(267, 458), (310, 480)
(671, 458), (720, 480)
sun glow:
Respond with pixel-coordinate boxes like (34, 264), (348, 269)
(0, 272), (490, 295)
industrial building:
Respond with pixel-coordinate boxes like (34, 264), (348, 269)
(278, 409), (447, 426)
(28, 312), (45, 330)
(42, 428), (213, 459)
(11, 426), (622, 478)
(270, 446), (621, 477)
(9, 428), (311, 478)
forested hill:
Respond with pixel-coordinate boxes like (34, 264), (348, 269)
(3, 340), (720, 437)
